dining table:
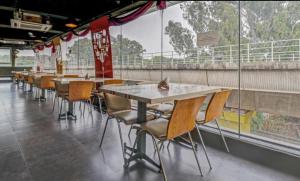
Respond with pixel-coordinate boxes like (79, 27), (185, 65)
(100, 83), (221, 169)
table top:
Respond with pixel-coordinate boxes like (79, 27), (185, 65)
(52, 77), (110, 84)
(52, 77), (147, 85)
(100, 83), (221, 104)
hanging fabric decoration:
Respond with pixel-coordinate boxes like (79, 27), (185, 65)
(60, 32), (73, 42)
(36, 45), (45, 51)
(109, 1), (153, 26)
(90, 16), (113, 78)
(156, 0), (167, 10)
(109, 1), (166, 26)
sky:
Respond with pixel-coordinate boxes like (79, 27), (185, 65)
(109, 2), (193, 54)
(11, 2), (191, 57)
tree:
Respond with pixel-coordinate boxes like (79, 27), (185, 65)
(165, 1), (300, 55)
(111, 34), (145, 56)
(67, 37), (94, 66)
(165, 20), (194, 55)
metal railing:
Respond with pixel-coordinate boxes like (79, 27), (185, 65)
(112, 39), (300, 68)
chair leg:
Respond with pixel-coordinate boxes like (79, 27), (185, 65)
(97, 96), (103, 115)
(58, 98), (63, 120)
(65, 100), (68, 122)
(128, 125), (133, 138)
(187, 132), (203, 177)
(117, 120), (126, 161)
(151, 136), (167, 181)
(88, 100), (93, 121)
(52, 93), (57, 113)
(99, 116), (110, 148)
(215, 120), (230, 152)
(196, 126), (212, 169)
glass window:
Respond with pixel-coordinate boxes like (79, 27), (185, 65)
(0, 48), (11, 67)
(15, 49), (35, 67)
(240, 1), (300, 148)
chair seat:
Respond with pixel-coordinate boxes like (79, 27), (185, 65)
(148, 103), (174, 115)
(141, 118), (169, 140)
(112, 110), (156, 125)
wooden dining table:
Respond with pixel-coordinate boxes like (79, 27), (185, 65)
(100, 83), (221, 169)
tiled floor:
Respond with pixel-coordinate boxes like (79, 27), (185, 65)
(0, 82), (299, 181)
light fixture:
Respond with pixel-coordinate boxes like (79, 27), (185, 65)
(65, 18), (78, 28)
(28, 32), (36, 38)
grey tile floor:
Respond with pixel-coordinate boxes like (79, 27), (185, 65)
(0, 82), (299, 181)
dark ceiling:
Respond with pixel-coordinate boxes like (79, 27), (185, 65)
(0, 0), (144, 48)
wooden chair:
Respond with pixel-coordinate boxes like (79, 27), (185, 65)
(59, 81), (94, 120)
(99, 92), (156, 163)
(94, 79), (124, 115)
(40, 75), (55, 90)
(147, 102), (174, 117)
(134, 96), (206, 180)
(52, 81), (68, 112)
(34, 75), (55, 101)
(195, 90), (231, 170)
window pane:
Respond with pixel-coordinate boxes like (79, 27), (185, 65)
(15, 50), (35, 67)
(0, 48), (11, 67)
(163, 1), (239, 133)
(240, 1), (300, 148)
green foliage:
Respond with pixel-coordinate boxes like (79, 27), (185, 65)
(166, 1), (300, 55)
(111, 34), (145, 57)
(165, 20), (195, 55)
(251, 112), (264, 132)
(68, 38), (94, 65)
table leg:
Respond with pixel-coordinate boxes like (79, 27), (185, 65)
(123, 101), (160, 171)
(58, 101), (77, 120)
(29, 84), (33, 92)
(137, 101), (147, 154)
(40, 89), (46, 100)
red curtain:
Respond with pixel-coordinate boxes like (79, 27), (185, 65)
(90, 16), (113, 78)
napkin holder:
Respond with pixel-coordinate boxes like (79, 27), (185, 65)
(84, 73), (90, 80)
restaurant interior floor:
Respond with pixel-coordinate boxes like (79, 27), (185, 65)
(0, 82), (299, 181)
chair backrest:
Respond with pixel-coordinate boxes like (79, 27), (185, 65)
(15, 73), (21, 79)
(104, 79), (124, 85)
(55, 81), (68, 96)
(40, 75), (55, 89)
(64, 74), (79, 78)
(68, 81), (94, 101)
(167, 96), (206, 139)
(104, 92), (131, 113)
(204, 90), (231, 123)
(27, 75), (34, 84)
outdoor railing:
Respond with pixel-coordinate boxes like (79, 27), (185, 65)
(112, 39), (300, 68)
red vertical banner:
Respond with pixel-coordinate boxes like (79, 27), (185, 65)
(90, 16), (113, 78)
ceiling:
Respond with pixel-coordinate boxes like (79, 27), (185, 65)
(0, 0), (144, 48)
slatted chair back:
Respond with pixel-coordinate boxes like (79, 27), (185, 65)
(167, 96), (206, 139)
(40, 75), (55, 89)
(204, 90), (231, 123)
(68, 81), (94, 101)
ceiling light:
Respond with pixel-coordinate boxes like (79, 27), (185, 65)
(28, 32), (36, 38)
(65, 18), (78, 28)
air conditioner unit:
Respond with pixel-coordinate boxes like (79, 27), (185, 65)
(10, 11), (52, 32)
